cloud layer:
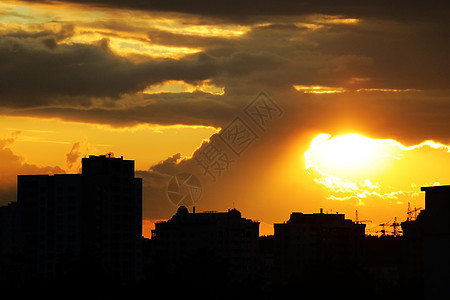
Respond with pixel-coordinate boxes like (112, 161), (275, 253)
(20, 0), (449, 23)
(1, 10), (449, 140)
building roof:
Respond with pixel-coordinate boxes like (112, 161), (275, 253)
(274, 210), (364, 229)
(157, 206), (258, 226)
(421, 185), (450, 191)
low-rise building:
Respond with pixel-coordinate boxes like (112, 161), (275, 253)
(274, 209), (365, 279)
(151, 206), (259, 281)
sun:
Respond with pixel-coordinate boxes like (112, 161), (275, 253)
(306, 133), (382, 174)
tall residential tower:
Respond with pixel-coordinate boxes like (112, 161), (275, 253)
(17, 155), (142, 281)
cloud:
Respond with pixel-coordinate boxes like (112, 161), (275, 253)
(0, 130), (21, 149)
(136, 164), (184, 219)
(20, 0), (449, 24)
(1, 5), (449, 144)
(145, 27), (234, 48)
(0, 29), (221, 108)
(7, 91), (236, 128)
(0, 132), (65, 206)
(65, 138), (96, 172)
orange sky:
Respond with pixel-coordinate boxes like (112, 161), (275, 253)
(1, 0), (450, 237)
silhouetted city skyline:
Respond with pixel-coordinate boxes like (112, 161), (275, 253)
(0, 155), (448, 299)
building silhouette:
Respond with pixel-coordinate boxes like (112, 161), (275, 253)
(6, 155), (143, 283)
(18, 174), (84, 280)
(273, 209), (366, 286)
(274, 209), (366, 265)
(81, 155), (143, 282)
(0, 201), (20, 281)
(401, 185), (450, 300)
(150, 206), (260, 283)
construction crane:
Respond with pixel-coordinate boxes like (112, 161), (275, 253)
(406, 202), (422, 221)
(390, 217), (402, 237)
(379, 221), (389, 236)
(355, 210), (372, 224)
(378, 217), (402, 237)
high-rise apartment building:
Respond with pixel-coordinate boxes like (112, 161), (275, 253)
(17, 155), (142, 281)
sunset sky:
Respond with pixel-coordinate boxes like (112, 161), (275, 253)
(1, 0), (449, 237)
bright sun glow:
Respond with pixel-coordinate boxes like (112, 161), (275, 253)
(307, 133), (381, 172)
(304, 132), (450, 212)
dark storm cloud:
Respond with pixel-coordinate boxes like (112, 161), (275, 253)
(2, 18), (448, 112)
(8, 91), (236, 128)
(310, 19), (450, 90)
(0, 0), (448, 145)
(0, 32), (220, 108)
(22, 0), (448, 23)
(3, 18), (450, 135)
(292, 90), (450, 145)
